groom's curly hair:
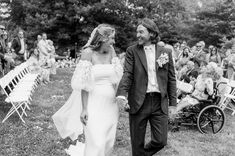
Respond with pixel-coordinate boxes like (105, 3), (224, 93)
(138, 18), (160, 44)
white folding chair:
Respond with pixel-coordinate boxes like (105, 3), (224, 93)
(219, 79), (235, 116)
(0, 73), (28, 123)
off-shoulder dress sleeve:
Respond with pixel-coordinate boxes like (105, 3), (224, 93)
(71, 60), (93, 91)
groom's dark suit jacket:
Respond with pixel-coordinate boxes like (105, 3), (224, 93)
(117, 43), (177, 114)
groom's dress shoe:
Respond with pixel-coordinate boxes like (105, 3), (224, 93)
(144, 141), (165, 153)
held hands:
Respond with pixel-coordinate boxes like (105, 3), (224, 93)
(116, 97), (130, 112)
(168, 106), (177, 120)
(80, 109), (88, 126)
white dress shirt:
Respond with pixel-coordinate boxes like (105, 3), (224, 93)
(116, 44), (160, 101)
(144, 44), (160, 93)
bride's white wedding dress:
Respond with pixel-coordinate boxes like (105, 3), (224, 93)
(52, 57), (123, 156)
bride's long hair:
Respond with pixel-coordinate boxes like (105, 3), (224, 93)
(82, 24), (115, 51)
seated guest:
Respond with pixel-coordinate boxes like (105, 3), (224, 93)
(174, 62), (218, 114)
(180, 61), (199, 83)
(173, 42), (181, 60)
(190, 57), (201, 72)
(27, 48), (50, 84)
(178, 47), (192, 61)
(206, 46), (221, 65)
(194, 41), (207, 62)
(227, 54), (235, 80)
(213, 67), (231, 103)
(177, 61), (194, 80)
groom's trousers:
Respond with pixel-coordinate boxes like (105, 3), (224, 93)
(129, 92), (168, 156)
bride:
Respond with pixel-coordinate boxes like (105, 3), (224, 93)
(52, 24), (123, 156)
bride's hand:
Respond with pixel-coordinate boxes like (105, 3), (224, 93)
(80, 109), (88, 126)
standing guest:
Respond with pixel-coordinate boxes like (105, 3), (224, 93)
(38, 33), (50, 63)
(0, 25), (14, 77)
(206, 46), (221, 65)
(11, 29), (27, 65)
(34, 35), (42, 49)
(47, 40), (57, 75)
(2, 31), (14, 74)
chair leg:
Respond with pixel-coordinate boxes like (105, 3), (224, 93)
(20, 102), (28, 116)
(2, 102), (25, 123)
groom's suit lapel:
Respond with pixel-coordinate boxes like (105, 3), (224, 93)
(136, 45), (148, 73)
(136, 44), (164, 73)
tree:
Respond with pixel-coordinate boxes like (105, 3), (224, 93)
(7, 0), (189, 53)
(188, 0), (235, 47)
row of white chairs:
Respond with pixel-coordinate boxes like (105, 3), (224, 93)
(0, 61), (40, 123)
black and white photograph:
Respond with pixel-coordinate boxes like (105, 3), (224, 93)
(0, 0), (235, 156)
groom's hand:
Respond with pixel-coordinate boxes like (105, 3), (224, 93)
(169, 106), (177, 119)
(116, 97), (130, 112)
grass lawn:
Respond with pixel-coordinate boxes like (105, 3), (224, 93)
(0, 68), (235, 156)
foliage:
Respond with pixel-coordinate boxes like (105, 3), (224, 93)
(1, 0), (235, 52)
(3, 0), (191, 53)
(188, 0), (235, 47)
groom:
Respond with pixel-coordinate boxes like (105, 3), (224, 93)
(116, 18), (177, 156)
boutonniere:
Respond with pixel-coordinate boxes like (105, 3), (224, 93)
(156, 53), (169, 67)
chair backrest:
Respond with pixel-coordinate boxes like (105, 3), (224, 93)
(208, 81), (228, 105)
(0, 61), (31, 96)
(0, 71), (15, 96)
